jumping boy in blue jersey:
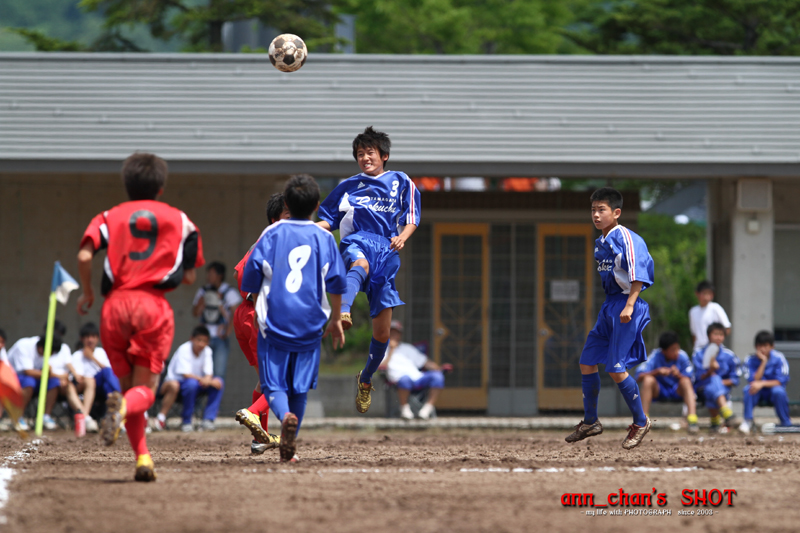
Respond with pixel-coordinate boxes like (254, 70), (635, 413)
(317, 127), (421, 414)
(566, 188), (655, 449)
(692, 322), (741, 432)
(241, 174), (348, 462)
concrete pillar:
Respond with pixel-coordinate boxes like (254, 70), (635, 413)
(729, 179), (773, 358)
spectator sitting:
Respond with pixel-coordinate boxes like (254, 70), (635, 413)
(66, 323), (121, 433)
(381, 320), (448, 420)
(635, 331), (698, 434)
(156, 326), (224, 432)
(692, 323), (741, 432)
(689, 280), (731, 354)
(192, 261), (242, 382)
(740, 330), (792, 434)
(8, 332), (67, 431)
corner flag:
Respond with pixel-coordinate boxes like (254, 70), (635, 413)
(35, 261), (79, 436)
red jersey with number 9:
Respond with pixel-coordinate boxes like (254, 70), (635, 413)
(80, 200), (205, 295)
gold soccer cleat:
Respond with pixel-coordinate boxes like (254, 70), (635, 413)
(235, 408), (270, 444)
(622, 417), (652, 450)
(134, 453), (157, 482)
(101, 392), (127, 446)
(341, 313), (353, 331)
(355, 371), (373, 414)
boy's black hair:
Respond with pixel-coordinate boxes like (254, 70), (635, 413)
(192, 325), (211, 339)
(0, 328), (5, 342)
(122, 152), (168, 201)
(590, 187), (623, 210)
(266, 192), (286, 224)
(207, 261), (226, 280)
(706, 322), (726, 337)
(658, 331), (681, 351)
(79, 322), (100, 338)
(42, 319), (66, 337)
(755, 330), (775, 347)
(352, 126), (391, 163)
(696, 280), (715, 293)
(284, 174), (320, 219)
(37, 333), (63, 354)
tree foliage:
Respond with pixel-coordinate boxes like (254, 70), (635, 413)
(566, 0), (800, 55)
(341, 0), (577, 54)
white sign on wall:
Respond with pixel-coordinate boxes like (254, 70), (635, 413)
(550, 280), (580, 302)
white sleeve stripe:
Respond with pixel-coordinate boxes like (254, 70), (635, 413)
(620, 227), (636, 281)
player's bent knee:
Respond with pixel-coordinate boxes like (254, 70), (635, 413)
(350, 259), (370, 275)
(430, 372), (445, 389)
(773, 386), (787, 398)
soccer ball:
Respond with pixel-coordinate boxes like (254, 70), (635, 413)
(269, 34), (307, 72)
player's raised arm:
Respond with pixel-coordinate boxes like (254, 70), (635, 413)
(76, 240), (96, 315)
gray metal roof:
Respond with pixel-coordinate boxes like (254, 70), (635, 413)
(2, 53), (800, 177)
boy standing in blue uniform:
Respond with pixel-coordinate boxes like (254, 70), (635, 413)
(566, 188), (654, 449)
(242, 175), (348, 462)
(636, 331), (697, 433)
(740, 330), (792, 433)
(317, 127), (421, 413)
(692, 322), (741, 432)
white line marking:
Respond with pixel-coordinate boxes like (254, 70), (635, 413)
(0, 439), (42, 524)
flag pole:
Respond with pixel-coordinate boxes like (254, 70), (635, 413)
(35, 291), (58, 437)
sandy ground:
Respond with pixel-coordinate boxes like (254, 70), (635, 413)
(2, 427), (800, 533)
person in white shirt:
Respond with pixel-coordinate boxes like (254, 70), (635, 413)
(380, 321), (450, 420)
(156, 326), (224, 432)
(689, 281), (732, 352)
(66, 323), (121, 433)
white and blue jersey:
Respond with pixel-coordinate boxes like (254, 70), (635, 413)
(692, 344), (741, 408)
(240, 219), (348, 352)
(579, 225), (655, 370)
(635, 349), (694, 400)
(595, 225), (654, 296)
(743, 350), (790, 386)
(318, 171), (421, 240)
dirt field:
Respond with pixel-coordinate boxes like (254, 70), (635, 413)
(2, 427), (800, 533)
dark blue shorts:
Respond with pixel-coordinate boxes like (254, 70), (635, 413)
(579, 295), (650, 371)
(654, 379), (683, 402)
(258, 333), (320, 395)
(340, 232), (404, 317)
(17, 372), (60, 392)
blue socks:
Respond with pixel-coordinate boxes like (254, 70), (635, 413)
(267, 390), (290, 423)
(581, 373), (601, 424)
(342, 266), (367, 313)
(360, 337), (389, 384)
(617, 375), (647, 426)
(288, 392), (308, 431)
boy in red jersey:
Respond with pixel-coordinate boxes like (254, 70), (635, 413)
(233, 192), (289, 454)
(76, 153), (204, 482)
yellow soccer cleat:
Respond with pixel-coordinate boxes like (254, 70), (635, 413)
(101, 391), (127, 447)
(134, 453), (157, 482)
(355, 371), (373, 414)
(341, 312), (353, 331)
(235, 408), (270, 444)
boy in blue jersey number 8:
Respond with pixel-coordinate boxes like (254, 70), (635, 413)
(241, 175), (348, 462)
(566, 188), (655, 449)
(317, 127), (421, 414)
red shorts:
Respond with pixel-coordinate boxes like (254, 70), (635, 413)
(100, 289), (174, 377)
(234, 300), (258, 367)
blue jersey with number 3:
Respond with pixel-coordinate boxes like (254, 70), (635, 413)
(318, 171), (421, 240)
(241, 219), (348, 351)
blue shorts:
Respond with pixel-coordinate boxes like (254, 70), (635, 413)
(654, 379), (683, 402)
(396, 371), (445, 391)
(579, 294), (650, 371)
(340, 232), (404, 317)
(258, 333), (320, 395)
(695, 375), (730, 409)
(17, 372), (60, 392)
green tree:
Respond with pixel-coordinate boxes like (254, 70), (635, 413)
(341, 0), (578, 54)
(566, 0), (800, 55)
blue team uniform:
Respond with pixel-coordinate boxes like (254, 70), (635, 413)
(240, 219), (347, 395)
(743, 350), (791, 426)
(635, 349), (694, 401)
(580, 225), (655, 370)
(692, 344), (741, 409)
(318, 171), (421, 317)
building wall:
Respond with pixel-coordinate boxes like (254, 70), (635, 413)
(0, 172), (287, 416)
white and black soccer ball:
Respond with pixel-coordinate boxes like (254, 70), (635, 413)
(268, 34), (307, 72)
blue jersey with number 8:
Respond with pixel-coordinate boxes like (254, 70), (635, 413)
(240, 219), (348, 351)
(318, 171), (421, 240)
